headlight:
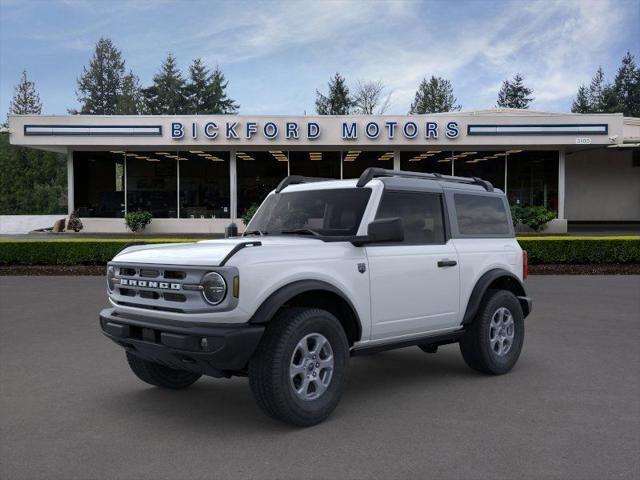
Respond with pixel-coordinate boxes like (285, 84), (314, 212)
(106, 265), (116, 292)
(201, 272), (227, 305)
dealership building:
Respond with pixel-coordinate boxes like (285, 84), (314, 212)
(8, 109), (640, 234)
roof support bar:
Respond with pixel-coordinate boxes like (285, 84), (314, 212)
(275, 175), (335, 193)
(356, 167), (494, 192)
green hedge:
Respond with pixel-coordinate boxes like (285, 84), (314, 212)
(0, 239), (196, 266)
(518, 237), (640, 264)
(0, 237), (639, 266)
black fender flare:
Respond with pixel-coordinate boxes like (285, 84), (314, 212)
(248, 279), (362, 340)
(462, 269), (530, 324)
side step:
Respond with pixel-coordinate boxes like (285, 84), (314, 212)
(351, 330), (464, 356)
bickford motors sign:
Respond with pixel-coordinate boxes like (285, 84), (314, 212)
(171, 119), (461, 141)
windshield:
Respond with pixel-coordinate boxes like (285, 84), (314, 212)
(246, 188), (372, 237)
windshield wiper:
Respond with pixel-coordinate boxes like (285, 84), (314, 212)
(279, 228), (320, 237)
(243, 230), (267, 236)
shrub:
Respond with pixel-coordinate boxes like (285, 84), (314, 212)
(241, 204), (260, 226)
(521, 206), (557, 232)
(0, 239), (196, 265)
(125, 211), (152, 232)
(518, 237), (640, 264)
(510, 205), (524, 227)
(511, 205), (556, 232)
(0, 237), (637, 267)
(66, 210), (83, 232)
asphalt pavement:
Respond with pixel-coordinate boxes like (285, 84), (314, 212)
(0, 275), (639, 480)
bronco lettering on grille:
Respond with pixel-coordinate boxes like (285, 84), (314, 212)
(119, 278), (181, 290)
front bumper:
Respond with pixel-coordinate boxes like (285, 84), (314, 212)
(99, 308), (264, 378)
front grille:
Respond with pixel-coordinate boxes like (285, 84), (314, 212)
(139, 290), (160, 300)
(140, 269), (160, 278)
(108, 262), (236, 314)
(163, 292), (186, 302)
(164, 270), (186, 280)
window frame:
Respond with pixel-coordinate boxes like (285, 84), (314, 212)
(446, 190), (514, 238)
(372, 188), (450, 246)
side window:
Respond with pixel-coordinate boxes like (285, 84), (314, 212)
(375, 191), (446, 245)
(454, 193), (510, 235)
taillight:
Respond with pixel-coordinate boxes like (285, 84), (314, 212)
(522, 250), (528, 280)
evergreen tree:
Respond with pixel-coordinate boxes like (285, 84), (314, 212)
(2, 71), (66, 214)
(75, 37), (126, 114)
(409, 76), (460, 114)
(571, 85), (591, 113)
(496, 73), (534, 109)
(207, 65), (239, 114)
(143, 53), (188, 114)
(613, 51), (640, 117)
(315, 73), (353, 115)
(116, 71), (144, 114)
(8, 70), (42, 116)
(185, 59), (239, 114)
(587, 66), (607, 112)
(186, 58), (209, 114)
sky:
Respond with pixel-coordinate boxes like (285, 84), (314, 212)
(0, 0), (638, 117)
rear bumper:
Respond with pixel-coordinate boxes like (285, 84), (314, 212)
(99, 308), (264, 377)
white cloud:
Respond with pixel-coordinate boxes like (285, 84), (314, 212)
(1, 0), (636, 114)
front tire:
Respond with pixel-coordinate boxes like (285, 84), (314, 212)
(249, 307), (349, 426)
(459, 289), (524, 375)
(126, 352), (201, 389)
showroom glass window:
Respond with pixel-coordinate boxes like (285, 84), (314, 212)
(343, 151), (394, 178)
(73, 151), (125, 217)
(507, 150), (558, 211)
(237, 150), (288, 217)
(453, 151), (506, 190)
(126, 152), (177, 218)
(178, 151), (230, 218)
(289, 151), (340, 179)
(400, 151), (454, 175)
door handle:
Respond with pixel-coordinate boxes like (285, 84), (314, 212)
(437, 259), (457, 267)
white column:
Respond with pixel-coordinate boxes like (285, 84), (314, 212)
(176, 158), (180, 219)
(66, 149), (74, 215)
(558, 149), (566, 219)
(230, 149), (237, 221)
(124, 155), (127, 216)
(393, 150), (400, 170)
(504, 154), (508, 194)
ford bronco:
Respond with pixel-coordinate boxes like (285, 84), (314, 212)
(100, 167), (532, 426)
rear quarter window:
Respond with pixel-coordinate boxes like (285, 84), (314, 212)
(454, 193), (510, 236)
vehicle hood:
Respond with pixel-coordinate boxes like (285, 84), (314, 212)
(112, 237), (324, 266)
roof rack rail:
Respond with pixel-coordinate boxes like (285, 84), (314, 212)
(275, 175), (335, 193)
(356, 167), (494, 192)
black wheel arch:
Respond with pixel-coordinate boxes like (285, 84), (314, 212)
(462, 269), (531, 324)
(248, 280), (362, 346)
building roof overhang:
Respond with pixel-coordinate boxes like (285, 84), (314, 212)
(6, 110), (631, 153)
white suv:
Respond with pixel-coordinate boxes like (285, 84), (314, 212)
(100, 167), (532, 426)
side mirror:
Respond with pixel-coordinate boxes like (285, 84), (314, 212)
(352, 217), (404, 246)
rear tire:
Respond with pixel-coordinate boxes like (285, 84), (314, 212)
(459, 289), (524, 375)
(126, 352), (201, 389)
(249, 307), (349, 426)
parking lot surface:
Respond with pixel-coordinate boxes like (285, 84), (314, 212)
(1, 275), (639, 480)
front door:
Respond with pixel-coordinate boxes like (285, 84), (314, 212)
(366, 190), (460, 341)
